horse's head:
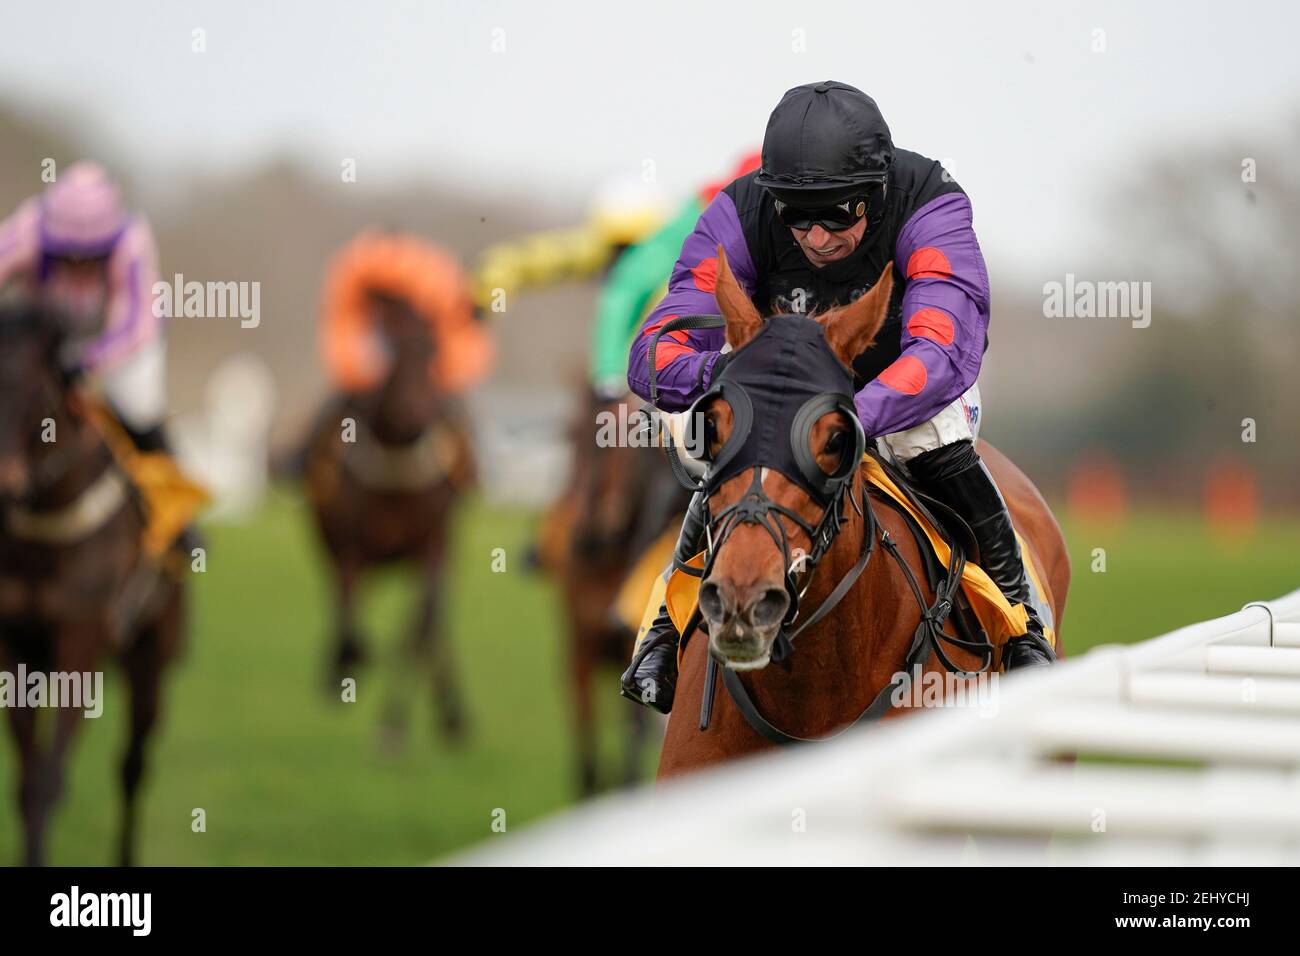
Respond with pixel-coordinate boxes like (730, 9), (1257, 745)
(692, 248), (893, 669)
(0, 304), (62, 500)
(362, 290), (443, 444)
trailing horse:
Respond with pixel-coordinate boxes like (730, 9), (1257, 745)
(0, 304), (187, 865)
(656, 252), (1069, 777)
(302, 233), (492, 745)
(535, 383), (687, 794)
(303, 294), (478, 743)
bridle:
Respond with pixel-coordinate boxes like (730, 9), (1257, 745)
(690, 413), (868, 665)
(649, 315), (868, 646)
(648, 314), (989, 745)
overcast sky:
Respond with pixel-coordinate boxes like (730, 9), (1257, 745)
(2, 0), (1297, 271)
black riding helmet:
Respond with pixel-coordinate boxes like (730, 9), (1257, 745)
(755, 80), (894, 217)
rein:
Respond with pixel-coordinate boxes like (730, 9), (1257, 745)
(712, 475), (977, 746)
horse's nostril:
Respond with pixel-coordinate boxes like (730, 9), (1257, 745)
(699, 580), (727, 622)
(748, 588), (790, 628)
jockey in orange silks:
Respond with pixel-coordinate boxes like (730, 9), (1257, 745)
(320, 231), (494, 395)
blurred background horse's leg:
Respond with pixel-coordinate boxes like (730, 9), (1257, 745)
(329, 558), (366, 690)
(20, 623), (98, 865)
(569, 615), (600, 796)
(7, 691), (41, 865)
(420, 549), (467, 745)
(118, 583), (182, 866)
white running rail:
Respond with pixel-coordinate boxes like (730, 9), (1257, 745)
(457, 588), (1300, 865)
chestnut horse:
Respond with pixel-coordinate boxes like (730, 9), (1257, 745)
(0, 304), (186, 864)
(658, 254), (1069, 778)
(303, 292), (476, 745)
(538, 385), (687, 794)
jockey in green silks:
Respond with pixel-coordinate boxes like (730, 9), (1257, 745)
(588, 152), (762, 400)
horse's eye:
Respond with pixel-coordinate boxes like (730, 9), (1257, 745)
(824, 430), (845, 456)
(703, 416), (719, 456)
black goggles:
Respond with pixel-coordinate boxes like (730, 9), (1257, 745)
(773, 195), (868, 232)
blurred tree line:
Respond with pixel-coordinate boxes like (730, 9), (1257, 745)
(999, 117), (1300, 507)
(2, 97), (1296, 506)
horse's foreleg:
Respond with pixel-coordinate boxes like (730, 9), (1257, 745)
(415, 556), (466, 744)
(1, 636), (49, 865)
(329, 559), (365, 690)
(118, 602), (173, 867)
(24, 628), (95, 866)
(7, 702), (44, 865)
(375, 567), (425, 752)
(571, 628), (599, 796)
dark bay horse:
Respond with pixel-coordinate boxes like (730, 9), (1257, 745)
(658, 253), (1069, 777)
(537, 385), (688, 794)
(0, 305), (185, 865)
(303, 292), (477, 746)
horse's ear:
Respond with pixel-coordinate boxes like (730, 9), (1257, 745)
(817, 262), (894, 368)
(715, 244), (762, 350)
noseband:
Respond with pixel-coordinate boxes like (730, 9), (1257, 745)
(696, 457), (871, 662)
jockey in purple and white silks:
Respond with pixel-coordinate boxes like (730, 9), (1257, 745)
(0, 162), (201, 549)
(621, 81), (1055, 715)
(0, 162), (166, 442)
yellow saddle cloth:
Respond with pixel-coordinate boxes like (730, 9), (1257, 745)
(618, 456), (1058, 665)
(84, 401), (210, 558)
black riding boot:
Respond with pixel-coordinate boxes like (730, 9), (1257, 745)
(619, 491), (709, 714)
(117, 418), (206, 555)
(907, 440), (1055, 670)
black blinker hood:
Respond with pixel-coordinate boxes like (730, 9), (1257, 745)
(686, 315), (864, 505)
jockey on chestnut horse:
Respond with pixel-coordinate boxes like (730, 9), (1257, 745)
(621, 81), (1057, 716)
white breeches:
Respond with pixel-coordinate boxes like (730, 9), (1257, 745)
(879, 382), (982, 463)
(98, 335), (167, 432)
